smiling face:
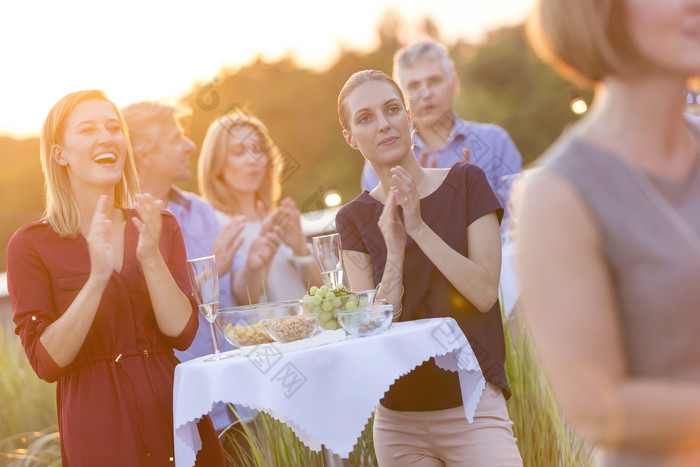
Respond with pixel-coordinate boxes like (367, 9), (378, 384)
(342, 79), (412, 167)
(623, 0), (700, 77)
(399, 57), (457, 132)
(54, 98), (127, 193)
(221, 124), (270, 198)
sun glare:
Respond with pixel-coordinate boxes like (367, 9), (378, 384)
(0, 0), (533, 138)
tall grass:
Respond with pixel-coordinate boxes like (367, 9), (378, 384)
(220, 406), (377, 466)
(504, 304), (595, 466)
(220, 407), (324, 467)
(0, 317), (59, 465)
(0, 304), (594, 466)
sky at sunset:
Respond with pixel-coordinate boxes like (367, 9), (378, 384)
(0, 0), (533, 138)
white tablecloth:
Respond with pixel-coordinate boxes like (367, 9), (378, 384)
(173, 317), (485, 467)
(499, 237), (519, 319)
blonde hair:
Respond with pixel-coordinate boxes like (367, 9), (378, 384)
(40, 90), (139, 237)
(526, 0), (647, 86)
(198, 112), (281, 215)
(337, 70), (407, 130)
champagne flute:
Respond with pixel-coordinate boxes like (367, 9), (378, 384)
(312, 233), (347, 289)
(186, 255), (231, 361)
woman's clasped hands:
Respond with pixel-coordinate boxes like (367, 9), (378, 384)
(378, 165), (424, 251)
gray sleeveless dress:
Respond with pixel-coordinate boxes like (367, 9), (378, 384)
(540, 119), (700, 466)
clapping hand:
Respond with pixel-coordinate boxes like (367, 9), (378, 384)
(418, 146), (471, 168)
(132, 193), (164, 265)
(211, 215), (246, 277)
(273, 197), (307, 255)
(246, 201), (282, 272)
(418, 149), (438, 168)
(87, 195), (115, 284)
(378, 186), (407, 256)
(452, 146), (471, 166)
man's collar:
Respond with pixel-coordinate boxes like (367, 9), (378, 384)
(413, 111), (466, 150)
(167, 186), (191, 209)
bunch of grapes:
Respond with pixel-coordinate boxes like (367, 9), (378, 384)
(301, 284), (370, 330)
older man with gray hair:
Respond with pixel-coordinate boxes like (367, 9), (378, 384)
(361, 39), (522, 223)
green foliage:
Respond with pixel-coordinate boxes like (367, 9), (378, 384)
(456, 25), (592, 168)
(0, 428), (61, 467)
(0, 321), (57, 441)
(220, 408), (324, 467)
(0, 19), (583, 271)
(0, 319), (59, 466)
(220, 406), (377, 467)
(504, 306), (595, 466)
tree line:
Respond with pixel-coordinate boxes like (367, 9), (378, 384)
(0, 17), (589, 270)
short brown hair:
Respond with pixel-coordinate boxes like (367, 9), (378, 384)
(526, 0), (646, 86)
(41, 90), (139, 237)
(337, 70), (407, 130)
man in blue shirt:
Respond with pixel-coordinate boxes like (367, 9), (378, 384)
(122, 102), (245, 430)
(361, 39), (522, 221)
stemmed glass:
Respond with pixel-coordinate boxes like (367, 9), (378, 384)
(312, 233), (347, 289)
(186, 255), (231, 361)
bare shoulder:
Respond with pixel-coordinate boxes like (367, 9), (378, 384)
(522, 169), (594, 226)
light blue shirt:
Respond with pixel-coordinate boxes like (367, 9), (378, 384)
(166, 187), (237, 430)
(361, 114), (522, 218)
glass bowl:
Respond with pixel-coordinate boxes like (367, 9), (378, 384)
(336, 305), (394, 337)
(215, 300), (303, 348)
(301, 287), (377, 330)
(262, 313), (319, 343)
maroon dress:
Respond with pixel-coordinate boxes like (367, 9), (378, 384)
(6, 209), (226, 466)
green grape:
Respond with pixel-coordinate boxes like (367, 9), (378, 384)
(325, 291), (335, 299)
(320, 285), (329, 292)
(302, 294), (313, 302)
(320, 310), (331, 322)
(311, 305), (322, 314)
(344, 301), (357, 311)
(321, 300), (334, 312)
(331, 298), (341, 307)
(325, 320), (339, 330)
(315, 290), (327, 299)
(309, 286), (319, 295)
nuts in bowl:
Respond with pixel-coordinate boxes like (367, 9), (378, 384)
(336, 305), (394, 338)
(215, 300), (303, 348)
(262, 313), (319, 343)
